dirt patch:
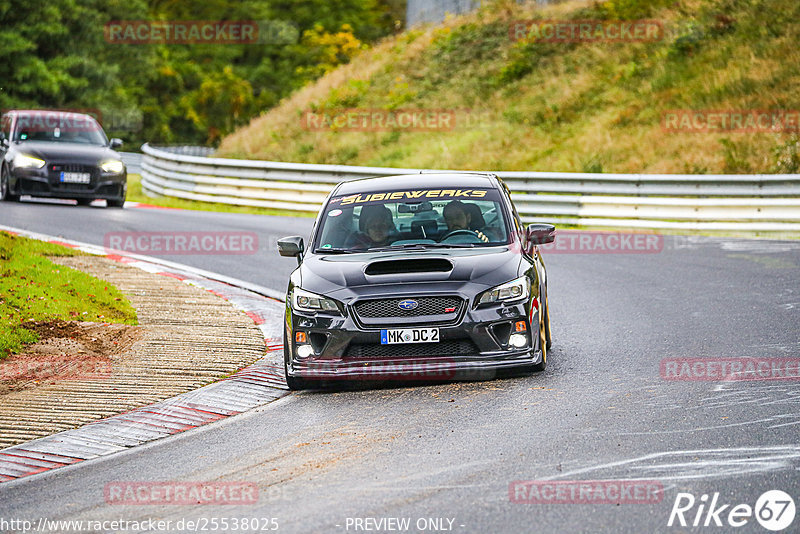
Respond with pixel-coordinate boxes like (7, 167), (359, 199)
(0, 320), (142, 396)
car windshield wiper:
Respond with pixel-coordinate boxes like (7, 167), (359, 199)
(314, 248), (357, 254)
(367, 243), (479, 252)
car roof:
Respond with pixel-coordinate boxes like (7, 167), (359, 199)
(334, 173), (498, 196)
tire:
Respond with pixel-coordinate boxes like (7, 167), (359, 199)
(544, 289), (552, 350)
(106, 182), (127, 208)
(283, 336), (308, 391)
(0, 164), (19, 202)
(530, 298), (547, 373)
(76, 198), (93, 206)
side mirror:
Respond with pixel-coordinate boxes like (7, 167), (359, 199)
(109, 138), (123, 149)
(278, 236), (304, 264)
(525, 223), (556, 253)
(0, 133), (8, 148)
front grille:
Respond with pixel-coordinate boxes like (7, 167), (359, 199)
(344, 339), (479, 359)
(60, 164), (92, 173)
(49, 163), (97, 190)
(355, 296), (462, 318)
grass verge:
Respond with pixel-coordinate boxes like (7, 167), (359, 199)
(0, 231), (138, 359)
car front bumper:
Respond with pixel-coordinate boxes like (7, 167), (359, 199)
(285, 298), (543, 383)
(12, 167), (126, 199)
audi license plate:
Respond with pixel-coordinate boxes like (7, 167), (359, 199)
(381, 327), (439, 344)
(60, 172), (91, 184)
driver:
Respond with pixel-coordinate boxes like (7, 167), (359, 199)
(442, 200), (489, 242)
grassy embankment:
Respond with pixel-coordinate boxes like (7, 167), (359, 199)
(217, 0), (800, 175)
(0, 232), (137, 359)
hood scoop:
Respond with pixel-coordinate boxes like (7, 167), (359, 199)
(365, 258), (453, 276)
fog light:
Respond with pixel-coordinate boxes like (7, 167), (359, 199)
(296, 344), (314, 358)
(508, 334), (527, 348)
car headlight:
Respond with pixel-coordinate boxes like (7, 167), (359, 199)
(476, 276), (530, 306)
(100, 159), (124, 173)
(13, 153), (45, 169)
(292, 287), (340, 313)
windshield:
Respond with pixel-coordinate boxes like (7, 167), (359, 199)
(13, 112), (108, 145)
(314, 187), (511, 252)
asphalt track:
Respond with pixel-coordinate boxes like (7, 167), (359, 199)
(1, 198), (799, 533)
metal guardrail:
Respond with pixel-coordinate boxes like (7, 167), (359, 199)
(140, 143), (800, 232)
(120, 152), (143, 174)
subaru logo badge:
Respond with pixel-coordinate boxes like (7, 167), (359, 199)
(398, 299), (418, 311)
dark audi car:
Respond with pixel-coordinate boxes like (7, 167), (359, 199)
(278, 173), (555, 390)
(0, 110), (127, 206)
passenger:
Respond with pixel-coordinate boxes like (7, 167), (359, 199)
(347, 205), (397, 249)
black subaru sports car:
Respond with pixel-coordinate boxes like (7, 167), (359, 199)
(278, 173), (555, 390)
(0, 110), (127, 206)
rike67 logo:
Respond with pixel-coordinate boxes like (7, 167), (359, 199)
(668, 490), (796, 531)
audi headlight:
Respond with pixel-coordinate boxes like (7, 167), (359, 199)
(13, 153), (45, 169)
(292, 287), (340, 313)
(100, 159), (124, 173)
(476, 276), (530, 306)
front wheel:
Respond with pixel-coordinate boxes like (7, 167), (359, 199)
(106, 182), (126, 208)
(283, 337), (308, 391)
(0, 164), (19, 202)
(544, 290), (552, 350)
(530, 302), (547, 373)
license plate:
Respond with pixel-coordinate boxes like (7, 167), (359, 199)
(381, 327), (439, 344)
(60, 172), (90, 184)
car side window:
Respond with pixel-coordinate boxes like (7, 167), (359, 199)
(0, 115), (10, 141)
